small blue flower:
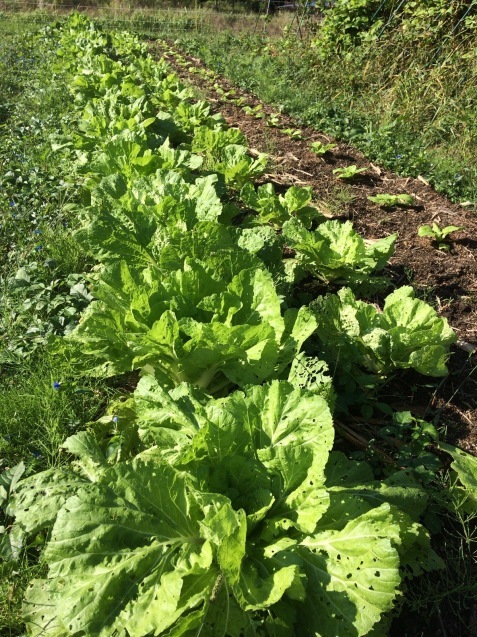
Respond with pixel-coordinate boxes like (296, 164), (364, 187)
(112, 416), (119, 423)
(35, 245), (42, 251)
(31, 449), (42, 459)
(53, 381), (61, 390)
(34, 228), (41, 235)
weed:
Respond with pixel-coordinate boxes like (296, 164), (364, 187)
(0, 558), (45, 636)
(401, 472), (477, 636)
(319, 183), (356, 218)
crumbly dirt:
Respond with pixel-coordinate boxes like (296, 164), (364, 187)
(150, 41), (477, 458)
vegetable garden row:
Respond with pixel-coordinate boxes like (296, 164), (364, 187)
(1, 13), (476, 636)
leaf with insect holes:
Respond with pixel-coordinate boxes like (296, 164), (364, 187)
(24, 460), (223, 637)
(14, 372), (442, 637)
(13, 15), (447, 637)
(310, 286), (457, 378)
(298, 504), (402, 637)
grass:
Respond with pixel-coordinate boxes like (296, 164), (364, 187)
(0, 5), (294, 41)
(314, 182), (356, 219)
(0, 354), (108, 469)
(397, 474), (477, 636)
(0, 559), (45, 636)
(0, 26), (113, 632)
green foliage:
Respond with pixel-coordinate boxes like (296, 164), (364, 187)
(0, 28), (89, 367)
(310, 140), (337, 155)
(281, 127), (303, 140)
(0, 15), (465, 635)
(1, 264), (91, 364)
(418, 222), (464, 249)
(378, 412), (441, 481)
(313, 0), (476, 54)
(240, 183), (322, 228)
(312, 286), (457, 377)
(214, 144), (268, 188)
(313, 0), (386, 52)
(367, 193), (415, 207)
(10, 379), (441, 636)
(282, 218), (396, 286)
(75, 172), (225, 267)
(439, 442), (477, 512)
(333, 164), (368, 180)
(310, 286), (457, 409)
(175, 25), (477, 204)
(242, 103), (265, 118)
(58, 258), (316, 392)
(0, 354), (110, 470)
(267, 112), (281, 127)
(0, 463), (25, 562)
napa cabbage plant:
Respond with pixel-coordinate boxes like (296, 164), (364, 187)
(310, 286), (457, 404)
(75, 172), (224, 267)
(58, 257), (316, 393)
(240, 183), (323, 229)
(9, 379), (441, 637)
(282, 218), (396, 286)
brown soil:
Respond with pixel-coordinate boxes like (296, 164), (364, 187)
(151, 41), (477, 458)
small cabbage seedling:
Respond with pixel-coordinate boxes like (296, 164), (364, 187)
(310, 141), (336, 156)
(333, 165), (367, 180)
(242, 104), (265, 118)
(281, 128), (303, 140)
(418, 222), (464, 250)
(368, 193), (414, 207)
(267, 112), (281, 127)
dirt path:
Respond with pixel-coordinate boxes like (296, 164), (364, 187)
(151, 41), (477, 455)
